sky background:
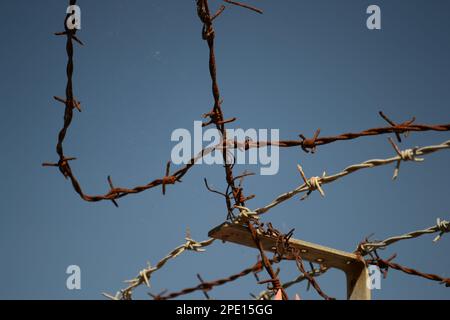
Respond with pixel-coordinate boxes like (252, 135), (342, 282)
(0, 0), (449, 300)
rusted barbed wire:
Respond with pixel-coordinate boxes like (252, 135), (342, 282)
(232, 210), (332, 300)
(107, 1), (286, 301)
(247, 220), (288, 300)
(255, 139), (450, 215)
(196, 0), (292, 297)
(366, 254), (450, 287)
(358, 218), (450, 255)
(50, 1), (450, 300)
(265, 215), (333, 300)
(148, 216), (333, 300)
(45, 2), (450, 207)
(151, 258), (277, 300)
(196, 0), (245, 215)
(255, 215), (332, 300)
(253, 266), (328, 300)
(293, 251), (334, 300)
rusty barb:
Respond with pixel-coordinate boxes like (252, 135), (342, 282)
(50, 0), (450, 300)
(379, 111), (416, 143)
(231, 209), (333, 300)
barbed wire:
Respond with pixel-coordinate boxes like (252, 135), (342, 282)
(151, 258), (277, 300)
(358, 218), (450, 255)
(253, 266), (328, 300)
(274, 123), (450, 153)
(146, 215), (334, 300)
(231, 210), (332, 300)
(255, 139), (450, 215)
(104, 237), (215, 300)
(292, 250), (334, 300)
(366, 254), (450, 287)
(49, 0), (450, 300)
(196, 0), (292, 296)
(45, 2), (450, 209)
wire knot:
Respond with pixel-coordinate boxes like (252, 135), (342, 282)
(184, 238), (207, 253)
(234, 206), (259, 223)
(308, 176), (322, 191)
(398, 149), (417, 161)
(434, 218), (450, 242)
(299, 129), (320, 153)
(139, 270), (152, 288)
(258, 278), (282, 291)
(162, 176), (176, 185)
(162, 162), (181, 195)
(42, 156), (77, 180)
(297, 165), (326, 200)
(388, 138), (424, 180)
(379, 111), (416, 143)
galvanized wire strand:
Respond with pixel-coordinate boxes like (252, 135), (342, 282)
(255, 139), (450, 215)
(104, 237), (215, 300)
(358, 218), (450, 255)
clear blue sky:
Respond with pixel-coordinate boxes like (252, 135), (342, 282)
(0, 0), (449, 299)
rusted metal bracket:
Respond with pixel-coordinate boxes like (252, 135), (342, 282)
(209, 222), (371, 300)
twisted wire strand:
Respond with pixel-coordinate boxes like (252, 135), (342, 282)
(359, 218), (450, 255)
(104, 238), (215, 300)
(153, 259), (277, 300)
(367, 257), (450, 287)
(294, 253), (334, 300)
(46, 2), (450, 206)
(255, 139), (450, 215)
(52, 1), (450, 300)
(197, 0), (289, 297)
(274, 124), (450, 149)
